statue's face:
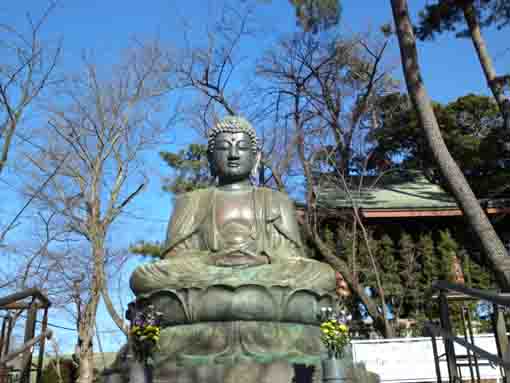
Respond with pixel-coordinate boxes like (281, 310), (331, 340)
(211, 132), (255, 183)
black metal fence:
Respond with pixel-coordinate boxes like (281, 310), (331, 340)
(426, 280), (510, 383)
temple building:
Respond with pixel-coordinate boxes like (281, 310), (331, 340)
(296, 170), (510, 285)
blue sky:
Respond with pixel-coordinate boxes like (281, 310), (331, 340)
(1, 1), (509, 352)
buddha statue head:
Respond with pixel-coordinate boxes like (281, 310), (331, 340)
(208, 116), (260, 186)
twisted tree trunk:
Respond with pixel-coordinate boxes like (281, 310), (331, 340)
(390, 0), (510, 290)
(461, 1), (510, 130)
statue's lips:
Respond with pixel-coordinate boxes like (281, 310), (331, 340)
(228, 161), (241, 167)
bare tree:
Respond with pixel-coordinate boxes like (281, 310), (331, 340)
(173, 3), (263, 135)
(169, 1), (403, 337)
(21, 41), (175, 383)
(257, 31), (398, 336)
(390, 0), (510, 290)
(0, 2), (61, 176)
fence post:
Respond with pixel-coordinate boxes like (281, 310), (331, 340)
(439, 292), (458, 382)
(492, 305), (510, 383)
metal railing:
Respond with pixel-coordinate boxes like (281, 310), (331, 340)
(426, 280), (510, 383)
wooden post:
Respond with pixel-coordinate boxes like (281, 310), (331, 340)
(0, 364), (9, 383)
(3, 316), (12, 360)
(20, 304), (37, 383)
(439, 292), (458, 382)
(491, 305), (510, 383)
(35, 308), (49, 383)
(0, 316), (7, 360)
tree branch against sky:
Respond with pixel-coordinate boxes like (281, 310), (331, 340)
(0, 2), (61, 176)
(19, 41), (176, 383)
(415, 0), (510, 130)
(2, 0), (510, 360)
(166, 5), (402, 336)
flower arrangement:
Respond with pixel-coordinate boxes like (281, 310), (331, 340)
(129, 304), (162, 363)
(319, 307), (351, 359)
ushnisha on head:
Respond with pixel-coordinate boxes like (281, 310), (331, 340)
(207, 116), (259, 155)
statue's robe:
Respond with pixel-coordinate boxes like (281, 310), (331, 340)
(162, 186), (305, 261)
(130, 186), (336, 295)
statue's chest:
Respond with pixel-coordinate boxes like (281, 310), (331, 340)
(214, 192), (256, 228)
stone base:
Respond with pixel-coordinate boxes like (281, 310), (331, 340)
(129, 286), (336, 327)
(153, 321), (322, 366)
(102, 344), (380, 383)
(151, 361), (317, 383)
(102, 356), (380, 383)
(150, 321), (322, 382)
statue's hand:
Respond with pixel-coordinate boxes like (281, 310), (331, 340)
(209, 244), (269, 267)
(222, 245), (258, 258)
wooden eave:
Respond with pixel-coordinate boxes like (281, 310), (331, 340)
(360, 206), (510, 218)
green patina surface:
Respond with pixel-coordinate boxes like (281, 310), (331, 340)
(132, 255), (336, 294)
(122, 116), (345, 382)
(315, 171), (457, 211)
(153, 321), (323, 367)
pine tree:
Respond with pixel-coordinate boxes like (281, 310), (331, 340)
(437, 229), (458, 283)
(129, 240), (164, 259)
(378, 235), (402, 298)
(160, 143), (212, 194)
(417, 232), (437, 290)
(398, 232), (420, 318)
(461, 249), (493, 290)
(289, 0), (342, 33)
(357, 232), (378, 289)
(412, 232), (437, 333)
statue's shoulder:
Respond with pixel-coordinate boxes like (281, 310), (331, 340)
(172, 188), (213, 211)
(255, 187), (294, 206)
(255, 187), (298, 222)
(256, 186), (303, 246)
(174, 188), (212, 200)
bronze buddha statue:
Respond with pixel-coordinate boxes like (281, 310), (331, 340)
(130, 116), (334, 296)
(162, 121), (304, 266)
(128, 116), (337, 373)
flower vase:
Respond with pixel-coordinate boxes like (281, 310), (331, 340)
(321, 356), (350, 383)
(129, 358), (151, 383)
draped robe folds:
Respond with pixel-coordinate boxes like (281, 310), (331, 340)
(162, 187), (306, 261)
(130, 187), (336, 295)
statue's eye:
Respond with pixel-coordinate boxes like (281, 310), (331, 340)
(216, 141), (230, 150)
(237, 141), (250, 150)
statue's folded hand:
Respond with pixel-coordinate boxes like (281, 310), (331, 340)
(207, 243), (269, 267)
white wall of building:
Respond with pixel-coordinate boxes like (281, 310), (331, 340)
(351, 334), (504, 382)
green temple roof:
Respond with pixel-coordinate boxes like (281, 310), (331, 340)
(315, 171), (458, 211)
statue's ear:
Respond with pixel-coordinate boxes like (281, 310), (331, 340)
(208, 151), (216, 178)
(250, 151), (262, 180)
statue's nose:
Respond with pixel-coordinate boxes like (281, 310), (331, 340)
(228, 146), (240, 159)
